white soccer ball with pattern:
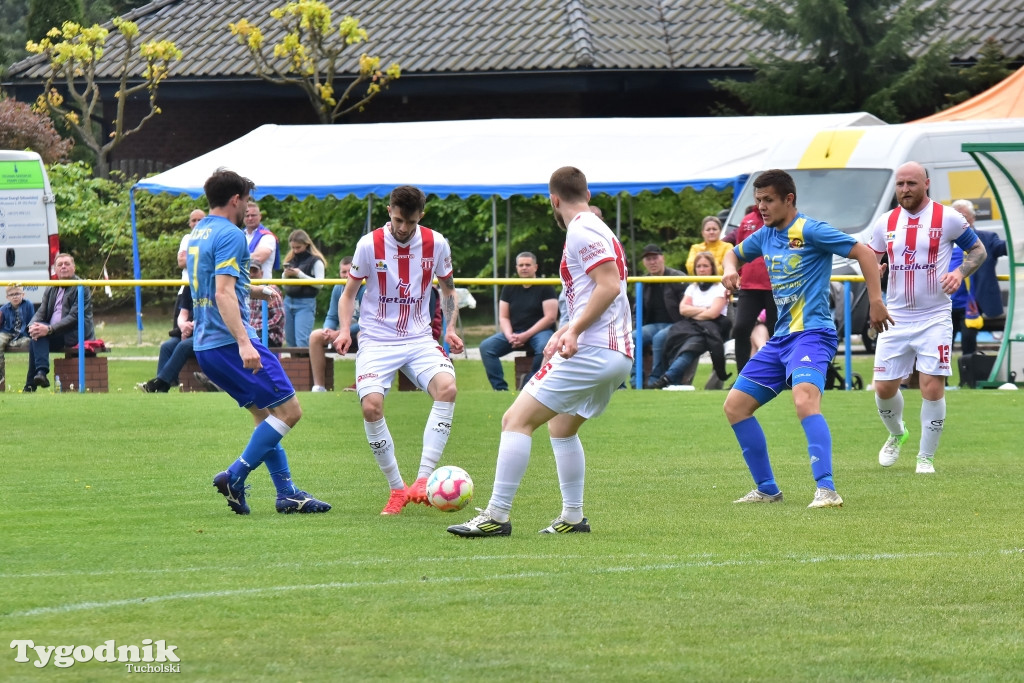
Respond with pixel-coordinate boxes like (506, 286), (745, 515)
(426, 466), (474, 512)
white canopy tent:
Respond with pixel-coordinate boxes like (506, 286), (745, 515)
(132, 114), (884, 201)
(128, 113), (885, 331)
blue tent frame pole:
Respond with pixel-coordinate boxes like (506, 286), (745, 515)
(492, 196), (499, 329)
(130, 189), (143, 344)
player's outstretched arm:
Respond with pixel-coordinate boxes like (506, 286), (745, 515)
(216, 274), (261, 371)
(331, 279), (361, 355)
(849, 243), (894, 333)
(438, 274), (464, 355)
(941, 239), (988, 295)
(554, 261), (619, 359)
(721, 250), (741, 292)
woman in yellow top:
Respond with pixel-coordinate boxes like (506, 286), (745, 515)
(685, 215), (731, 275)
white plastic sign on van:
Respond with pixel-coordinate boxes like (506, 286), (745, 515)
(0, 155), (54, 303)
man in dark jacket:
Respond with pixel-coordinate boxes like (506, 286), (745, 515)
(632, 244), (686, 387)
(25, 253), (95, 390)
(950, 199), (1007, 355)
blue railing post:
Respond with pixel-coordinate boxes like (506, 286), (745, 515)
(77, 284), (86, 393)
(843, 281), (853, 391)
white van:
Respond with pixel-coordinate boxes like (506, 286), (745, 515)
(0, 150), (60, 304)
(724, 119), (1024, 349)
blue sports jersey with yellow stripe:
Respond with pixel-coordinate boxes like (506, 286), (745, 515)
(186, 215), (258, 351)
(734, 213), (857, 335)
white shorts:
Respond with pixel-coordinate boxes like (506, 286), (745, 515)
(873, 314), (953, 380)
(523, 345), (632, 420)
(355, 338), (455, 399)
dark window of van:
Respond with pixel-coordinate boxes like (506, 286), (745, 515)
(731, 169), (892, 234)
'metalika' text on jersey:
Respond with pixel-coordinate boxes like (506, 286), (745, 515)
(349, 224), (453, 344)
(187, 215), (258, 351)
(867, 200), (977, 321)
(735, 214), (857, 336)
(560, 211), (633, 357)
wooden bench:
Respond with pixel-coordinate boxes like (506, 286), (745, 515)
(1, 347), (108, 393)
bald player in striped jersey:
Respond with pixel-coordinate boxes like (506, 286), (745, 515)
(721, 169), (892, 508)
(868, 162), (986, 475)
(332, 185), (464, 515)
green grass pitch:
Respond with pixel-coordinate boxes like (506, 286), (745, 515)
(1, 357), (1021, 680)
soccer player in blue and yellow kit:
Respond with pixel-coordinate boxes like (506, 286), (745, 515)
(188, 169), (330, 515)
(721, 169), (892, 508)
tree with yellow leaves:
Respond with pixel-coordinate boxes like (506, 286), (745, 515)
(230, 0), (400, 124)
(26, 18), (181, 178)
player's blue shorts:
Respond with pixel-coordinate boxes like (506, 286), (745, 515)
(197, 340), (295, 410)
(732, 328), (838, 405)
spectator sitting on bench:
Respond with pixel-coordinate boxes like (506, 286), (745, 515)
(0, 285), (34, 388)
(650, 251), (732, 389)
(310, 256), (364, 392)
(479, 251), (558, 391)
(630, 243), (686, 388)
(138, 287), (195, 393)
(25, 253), (94, 391)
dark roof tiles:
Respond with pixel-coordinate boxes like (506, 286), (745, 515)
(7, 0), (1023, 80)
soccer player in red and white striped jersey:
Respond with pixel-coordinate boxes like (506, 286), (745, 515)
(332, 186), (464, 514)
(448, 166), (633, 537)
(867, 162), (987, 474)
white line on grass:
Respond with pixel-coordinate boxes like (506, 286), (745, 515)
(5, 547), (1021, 619)
(0, 553), (595, 580)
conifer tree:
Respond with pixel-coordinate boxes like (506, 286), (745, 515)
(714, 0), (966, 122)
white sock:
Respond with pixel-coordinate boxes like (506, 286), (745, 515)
(418, 401), (454, 479)
(364, 418), (404, 490)
(919, 397), (946, 458)
(551, 435), (585, 523)
(487, 431), (532, 520)
(875, 391), (905, 435)
(264, 414), (291, 437)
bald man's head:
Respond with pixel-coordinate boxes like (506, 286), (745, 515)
(894, 162), (930, 213)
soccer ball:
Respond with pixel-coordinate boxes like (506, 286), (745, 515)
(426, 466), (474, 512)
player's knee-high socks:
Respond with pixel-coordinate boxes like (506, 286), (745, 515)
(875, 390), (905, 435)
(551, 435), (585, 524)
(419, 401), (454, 479)
(263, 443), (299, 496)
(228, 416), (290, 486)
(801, 414), (834, 490)
(487, 431), (532, 520)
(365, 417), (404, 490)
(919, 397), (946, 458)
(731, 417), (780, 495)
